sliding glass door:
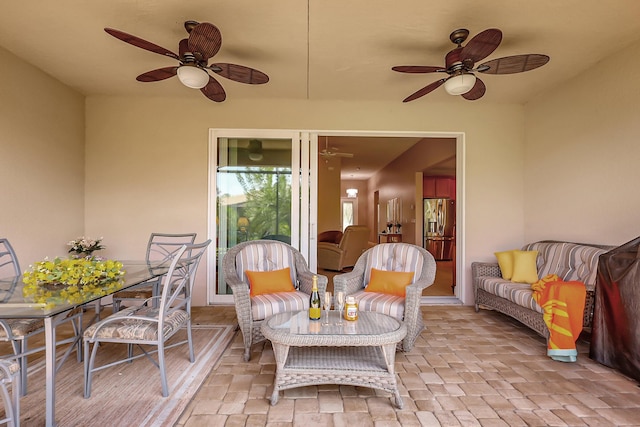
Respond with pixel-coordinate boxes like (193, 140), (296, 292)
(208, 130), (317, 303)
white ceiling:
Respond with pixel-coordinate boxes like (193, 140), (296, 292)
(2, 1), (639, 177)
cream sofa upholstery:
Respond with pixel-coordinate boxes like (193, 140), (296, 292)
(317, 225), (370, 271)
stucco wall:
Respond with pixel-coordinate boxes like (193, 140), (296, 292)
(85, 96), (525, 305)
(4, 37), (639, 308)
(0, 46), (85, 267)
(524, 39), (640, 247)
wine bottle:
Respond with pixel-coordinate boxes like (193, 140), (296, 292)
(309, 275), (321, 320)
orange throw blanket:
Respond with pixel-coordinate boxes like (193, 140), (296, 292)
(531, 274), (586, 362)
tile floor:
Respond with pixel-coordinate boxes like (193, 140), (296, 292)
(178, 305), (640, 426)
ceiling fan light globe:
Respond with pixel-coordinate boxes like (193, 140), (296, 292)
(177, 65), (209, 89)
(444, 73), (476, 95)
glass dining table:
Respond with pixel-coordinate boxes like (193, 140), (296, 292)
(0, 260), (169, 427)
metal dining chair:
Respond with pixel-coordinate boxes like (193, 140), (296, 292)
(111, 233), (197, 313)
(1, 238), (52, 397)
(0, 359), (20, 427)
(0, 238), (82, 396)
(83, 239), (210, 398)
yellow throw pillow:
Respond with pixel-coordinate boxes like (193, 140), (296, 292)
(511, 250), (539, 284)
(495, 250), (517, 280)
(365, 268), (415, 297)
(246, 267), (295, 297)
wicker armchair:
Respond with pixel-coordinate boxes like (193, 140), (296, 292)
(333, 243), (435, 352)
(223, 240), (328, 361)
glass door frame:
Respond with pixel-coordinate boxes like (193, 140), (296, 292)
(208, 128), (465, 306)
(207, 129), (318, 304)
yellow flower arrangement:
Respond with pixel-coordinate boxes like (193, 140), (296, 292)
(22, 257), (125, 308)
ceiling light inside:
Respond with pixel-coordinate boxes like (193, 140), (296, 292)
(444, 73), (476, 95)
(248, 139), (263, 161)
(177, 65), (209, 89)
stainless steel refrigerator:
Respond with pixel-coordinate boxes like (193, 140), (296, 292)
(424, 198), (455, 260)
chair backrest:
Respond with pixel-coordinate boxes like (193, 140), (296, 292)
(0, 238), (20, 278)
(318, 230), (343, 244)
(338, 225), (370, 266)
(229, 240), (299, 287)
(523, 241), (609, 285)
(0, 239), (21, 302)
(146, 233), (197, 263)
(361, 243), (430, 286)
(159, 240), (210, 318)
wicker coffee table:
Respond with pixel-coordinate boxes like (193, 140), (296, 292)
(261, 310), (407, 408)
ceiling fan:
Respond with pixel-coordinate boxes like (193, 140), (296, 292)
(392, 28), (549, 102)
(104, 20), (269, 102)
(319, 137), (354, 159)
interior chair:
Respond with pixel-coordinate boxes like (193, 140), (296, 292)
(0, 238), (82, 396)
(83, 239), (210, 398)
(318, 230), (344, 245)
(223, 240), (328, 362)
(0, 359), (20, 427)
(317, 230), (343, 244)
(333, 243), (436, 352)
(112, 232), (197, 313)
(317, 225), (370, 271)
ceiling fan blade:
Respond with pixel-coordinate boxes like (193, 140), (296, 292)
(200, 76), (226, 102)
(392, 65), (446, 74)
(461, 28), (502, 64)
(210, 63), (269, 84)
(136, 67), (178, 82)
(188, 23), (222, 60)
(479, 54), (550, 74)
(461, 77), (486, 100)
(104, 28), (178, 60)
(402, 78), (446, 102)
(335, 152), (354, 158)
(179, 38), (189, 58)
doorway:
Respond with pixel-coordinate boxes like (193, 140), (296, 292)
(315, 131), (462, 303)
(208, 129), (463, 305)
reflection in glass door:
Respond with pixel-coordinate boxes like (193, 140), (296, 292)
(208, 130), (315, 303)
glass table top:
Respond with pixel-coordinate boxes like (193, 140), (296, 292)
(265, 310), (402, 336)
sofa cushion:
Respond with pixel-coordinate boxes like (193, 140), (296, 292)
(365, 268), (414, 297)
(352, 290), (405, 320)
(523, 242), (607, 285)
(476, 277), (543, 313)
(246, 267), (295, 296)
(495, 250), (517, 280)
(251, 291), (309, 321)
(234, 241), (297, 287)
(363, 244), (424, 286)
(511, 250), (539, 284)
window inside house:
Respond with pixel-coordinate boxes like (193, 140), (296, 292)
(341, 198), (357, 230)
